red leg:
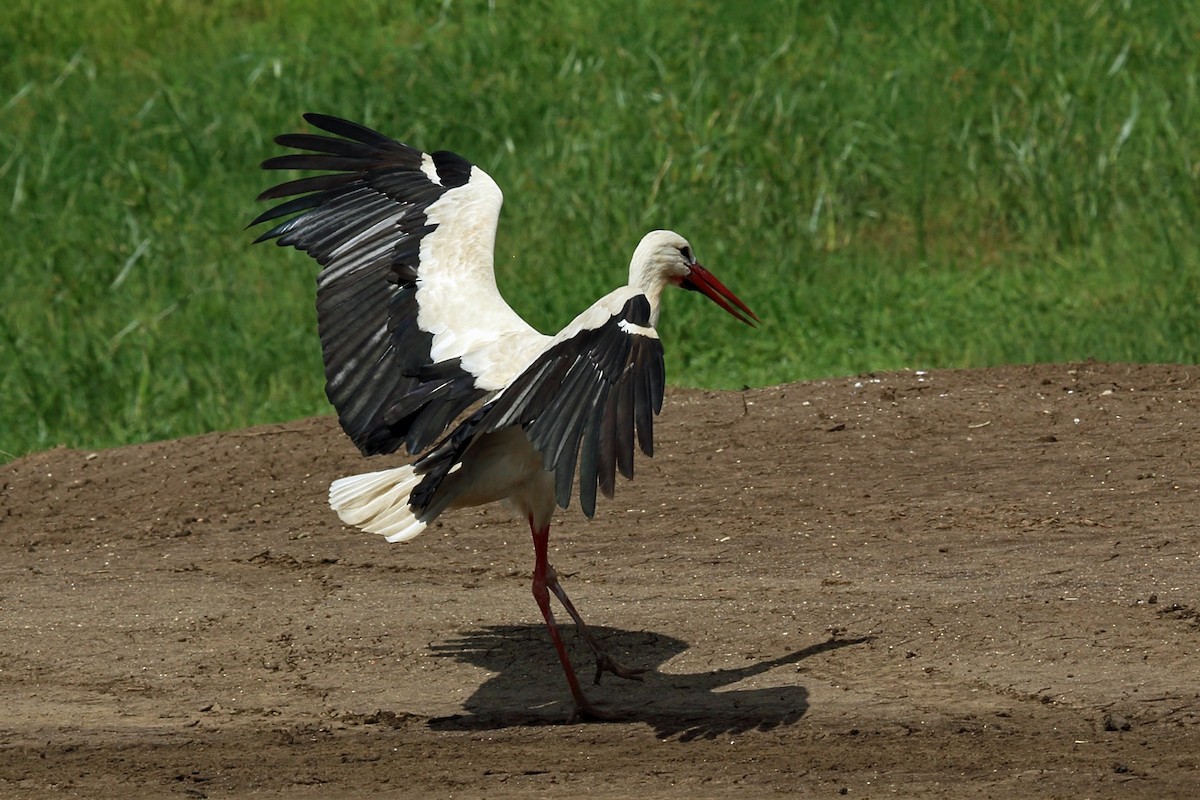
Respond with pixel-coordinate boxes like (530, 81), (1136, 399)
(545, 566), (645, 685)
(529, 519), (614, 721)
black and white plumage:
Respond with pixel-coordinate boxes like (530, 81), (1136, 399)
(252, 114), (757, 719)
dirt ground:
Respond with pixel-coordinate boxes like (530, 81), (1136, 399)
(2, 361), (1198, 798)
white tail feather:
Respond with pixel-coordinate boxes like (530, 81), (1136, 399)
(328, 465), (428, 542)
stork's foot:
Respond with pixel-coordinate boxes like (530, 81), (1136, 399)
(592, 650), (645, 685)
(567, 697), (626, 723)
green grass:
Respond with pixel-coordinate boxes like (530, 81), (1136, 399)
(2, 0), (1197, 460)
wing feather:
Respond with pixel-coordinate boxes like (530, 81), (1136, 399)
(251, 114), (548, 456)
(576, 389), (608, 517)
(613, 362), (636, 480)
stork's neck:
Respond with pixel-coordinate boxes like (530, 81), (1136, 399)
(630, 279), (665, 328)
(627, 266), (669, 328)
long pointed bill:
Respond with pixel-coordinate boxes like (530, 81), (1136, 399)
(681, 264), (760, 326)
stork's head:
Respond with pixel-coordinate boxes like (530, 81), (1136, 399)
(629, 230), (759, 327)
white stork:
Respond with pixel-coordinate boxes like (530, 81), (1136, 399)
(251, 114), (758, 720)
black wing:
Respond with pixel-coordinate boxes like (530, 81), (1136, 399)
(250, 113), (540, 456)
(411, 294), (666, 520)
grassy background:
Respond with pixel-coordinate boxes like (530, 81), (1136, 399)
(2, 0), (1197, 460)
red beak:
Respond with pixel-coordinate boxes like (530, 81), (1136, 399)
(680, 264), (760, 326)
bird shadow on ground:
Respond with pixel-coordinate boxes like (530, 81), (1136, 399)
(426, 625), (871, 740)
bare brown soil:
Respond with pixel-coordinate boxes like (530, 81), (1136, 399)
(2, 362), (1198, 798)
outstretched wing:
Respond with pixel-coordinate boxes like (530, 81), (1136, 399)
(251, 113), (548, 456)
(411, 289), (666, 519)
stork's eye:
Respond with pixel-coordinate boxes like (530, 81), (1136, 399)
(678, 245), (694, 263)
